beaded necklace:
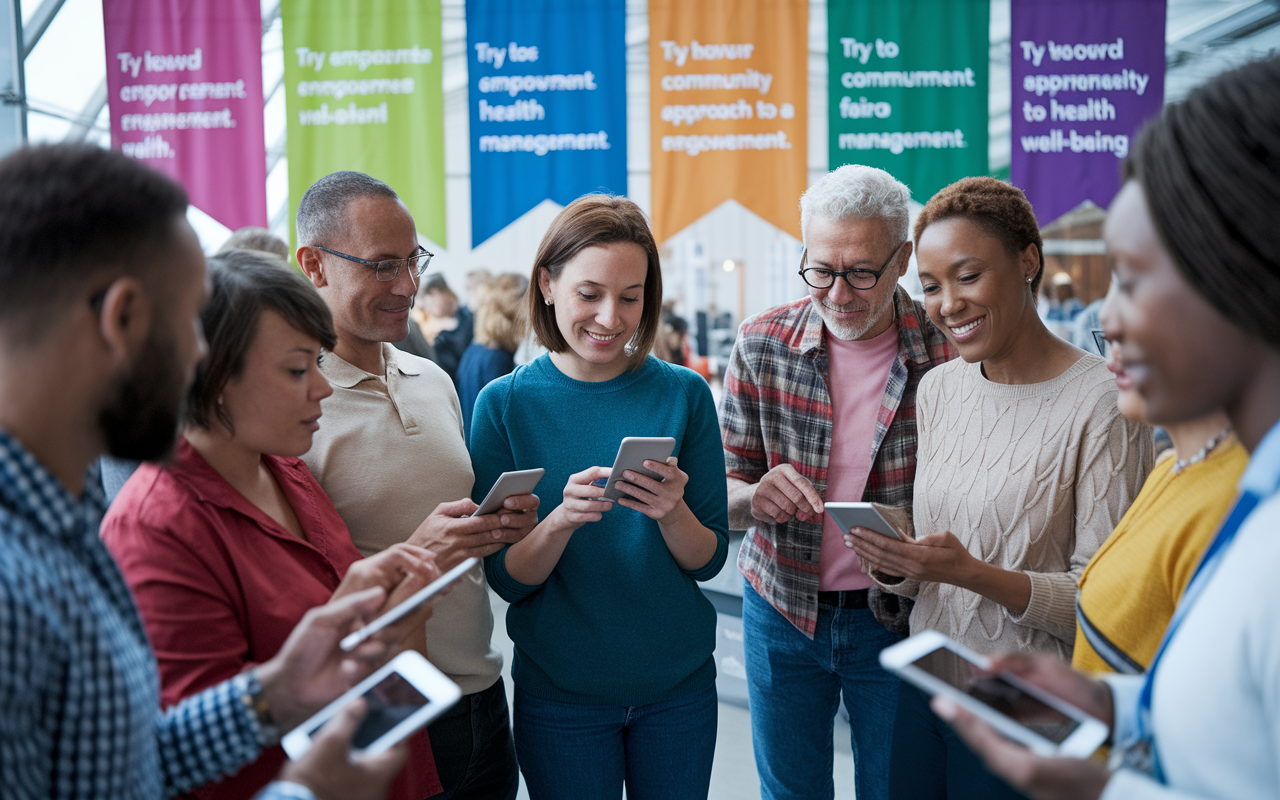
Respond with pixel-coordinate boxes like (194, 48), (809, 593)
(1170, 426), (1233, 474)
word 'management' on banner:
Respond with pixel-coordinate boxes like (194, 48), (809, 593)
(104, 0), (266, 230)
(282, 0), (445, 249)
(649, 0), (807, 243)
(1011, 0), (1164, 224)
(827, 0), (988, 202)
(467, 0), (627, 247)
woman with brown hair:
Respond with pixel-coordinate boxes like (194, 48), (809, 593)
(844, 177), (1152, 799)
(468, 194), (729, 800)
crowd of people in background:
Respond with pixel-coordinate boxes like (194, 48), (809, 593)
(0, 55), (1277, 800)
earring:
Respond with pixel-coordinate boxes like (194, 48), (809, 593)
(1026, 277), (1033, 284)
(544, 297), (552, 306)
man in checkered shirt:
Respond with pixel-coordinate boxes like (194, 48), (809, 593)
(0, 144), (418, 800)
(720, 165), (955, 800)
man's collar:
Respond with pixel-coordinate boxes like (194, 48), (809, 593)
(0, 427), (104, 540)
(800, 286), (930, 361)
(319, 342), (422, 388)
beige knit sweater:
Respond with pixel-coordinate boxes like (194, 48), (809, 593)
(875, 354), (1153, 661)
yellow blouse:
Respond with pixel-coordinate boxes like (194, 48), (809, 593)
(1073, 438), (1247, 674)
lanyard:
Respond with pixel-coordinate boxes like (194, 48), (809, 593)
(1123, 489), (1261, 780)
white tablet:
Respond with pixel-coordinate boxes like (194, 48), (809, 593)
(824, 502), (906, 541)
(879, 631), (1109, 758)
(339, 557), (478, 652)
(281, 650), (462, 760)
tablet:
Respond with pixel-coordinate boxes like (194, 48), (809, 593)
(473, 468), (544, 517)
(879, 631), (1110, 758)
(824, 502), (906, 541)
(339, 557), (479, 652)
(281, 650), (461, 760)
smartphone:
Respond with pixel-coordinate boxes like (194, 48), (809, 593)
(339, 557), (479, 652)
(281, 650), (462, 761)
(879, 631), (1109, 757)
(824, 502), (905, 541)
(472, 468), (544, 517)
(595, 436), (676, 501)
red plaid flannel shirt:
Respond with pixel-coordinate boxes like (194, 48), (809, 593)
(720, 287), (955, 637)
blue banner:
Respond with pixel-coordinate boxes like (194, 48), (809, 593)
(467, 0), (627, 246)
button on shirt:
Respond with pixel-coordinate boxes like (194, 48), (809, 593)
(0, 429), (282, 800)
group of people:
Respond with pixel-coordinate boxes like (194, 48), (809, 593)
(0, 55), (1276, 800)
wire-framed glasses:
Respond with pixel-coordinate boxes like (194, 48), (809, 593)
(798, 241), (906, 291)
(315, 245), (434, 282)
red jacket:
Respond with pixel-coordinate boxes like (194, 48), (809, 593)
(102, 438), (441, 800)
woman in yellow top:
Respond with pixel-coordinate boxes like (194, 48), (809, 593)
(1073, 329), (1246, 675)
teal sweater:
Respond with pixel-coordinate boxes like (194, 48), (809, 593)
(470, 355), (730, 706)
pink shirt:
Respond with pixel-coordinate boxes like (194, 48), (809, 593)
(820, 323), (900, 590)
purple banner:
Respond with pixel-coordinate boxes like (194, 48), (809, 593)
(1010, 0), (1164, 225)
(104, 0), (267, 231)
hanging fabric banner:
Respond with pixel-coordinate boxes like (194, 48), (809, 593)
(282, 0), (445, 249)
(1011, 0), (1165, 224)
(103, 0), (267, 231)
(827, 0), (988, 203)
(466, 0), (627, 247)
(648, 0), (807, 244)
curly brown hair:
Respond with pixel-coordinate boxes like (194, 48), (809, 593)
(913, 176), (1045, 294)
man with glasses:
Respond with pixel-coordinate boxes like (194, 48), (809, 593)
(719, 165), (954, 800)
(296, 171), (536, 800)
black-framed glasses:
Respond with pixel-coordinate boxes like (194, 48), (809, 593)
(798, 241), (906, 291)
(315, 245), (433, 282)
(1091, 329), (1112, 358)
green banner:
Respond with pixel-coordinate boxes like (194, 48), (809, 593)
(282, 0), (445, 251)
(827, 0), (988, 202)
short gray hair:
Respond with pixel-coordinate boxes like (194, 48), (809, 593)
(296, 171), (399, 246)
(799, 165), (910, 247)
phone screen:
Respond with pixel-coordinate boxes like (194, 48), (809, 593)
(345, 671), (430, 750)
(910, 647), (1082, 744)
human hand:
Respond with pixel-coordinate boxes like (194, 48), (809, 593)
(547, 466), (614, 531)
(256, 588), (390, 731)
(934, 695), (1111, 800)
(332, 544), (440, 658)
(477, 492), (541, 546)
(276, 698), (408, 800)
(843, 527), (975, 584)
(407, 498), (509, 571)
(750, 464), (824, 524)
(613, 457), (688, 521)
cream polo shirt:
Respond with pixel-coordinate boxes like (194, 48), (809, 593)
(302, 343), (501, 694)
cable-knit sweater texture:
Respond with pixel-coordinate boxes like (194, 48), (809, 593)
(875, 354), (1153, 660)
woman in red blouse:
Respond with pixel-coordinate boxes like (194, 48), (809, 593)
(102, 249), (444, 800)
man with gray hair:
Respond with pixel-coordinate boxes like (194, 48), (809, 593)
(295, 171), (537, 800)
(719, 165), (954, 800)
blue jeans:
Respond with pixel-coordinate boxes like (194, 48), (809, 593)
(513, 683), (718, 800)
(743, 579), (903, 800)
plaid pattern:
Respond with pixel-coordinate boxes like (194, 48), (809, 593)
(0, 429), (281, 800)
(720, 287), (955, 637)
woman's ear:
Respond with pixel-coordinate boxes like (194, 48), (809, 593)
(537, 268), (553, 304)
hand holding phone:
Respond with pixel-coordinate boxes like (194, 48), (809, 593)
(339, 557), (479, 652)
(598, 437), (676, 501)
(471, 469), (545, 517)
(825, 502), (911, 541)
(281, 650), (462, 761)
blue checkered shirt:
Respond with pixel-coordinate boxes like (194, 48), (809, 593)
(0, 429), (302, 799)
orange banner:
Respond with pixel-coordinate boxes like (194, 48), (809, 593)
(649, 0), (808, 243)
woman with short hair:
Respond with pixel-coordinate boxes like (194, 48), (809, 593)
(845, 177), (1153, 800)
(468, 194), (729, 800)
(102, 250), (443, 800)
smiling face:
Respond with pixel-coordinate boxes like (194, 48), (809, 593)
(1100, 181), (1258, 426)
(311, 194), (421, 349)
(539, 242), (647, 382)
(916, 216), (1040, 363)
(804, 215), (908, 341)
(217, 309), (333, 458)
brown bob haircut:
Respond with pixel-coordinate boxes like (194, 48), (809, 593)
(913, 176), (1046, 294)
(184, 249), (337, 434)
(528, 194), (663, 371)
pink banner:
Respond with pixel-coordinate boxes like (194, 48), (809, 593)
(104, 0), (267, 231)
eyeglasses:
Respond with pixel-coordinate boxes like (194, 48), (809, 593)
(1091, 329), (1112, 358)
(798, 241), (906, 291)
(315, 245), (433, 282)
